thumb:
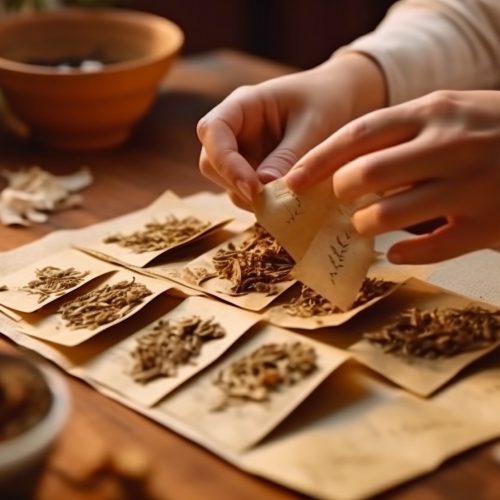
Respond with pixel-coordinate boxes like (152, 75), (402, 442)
(256, 117), (323, 183)
(256, 145), (301, 183)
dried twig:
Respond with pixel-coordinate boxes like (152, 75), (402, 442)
(364, 306), (500, 359)
(130, 316), (225, 384)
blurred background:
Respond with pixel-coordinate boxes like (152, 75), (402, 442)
(127, 0), (398, 69)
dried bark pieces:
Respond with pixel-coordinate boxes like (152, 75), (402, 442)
(284, 278), (395, 317)
(103, 216), (210, 253)
(130, 316), (226, 384)
(212, 341), (317, 410)
(204, 225), (295, 296)
(364, 306), (500, 359)
(59, 278), (152, 330)
(22, 266), (90, 303)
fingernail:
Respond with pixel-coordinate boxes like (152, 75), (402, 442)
(285, 166), (306, 191)
(236, 180), (253, 203)
(258, 167), (282, 182)
(388, 250), (403, 264)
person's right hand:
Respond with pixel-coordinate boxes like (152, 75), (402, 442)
(196, 53), (386, 209)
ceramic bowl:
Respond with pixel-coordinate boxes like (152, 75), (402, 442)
(0, 8), (184, 150)
(0, 354), (70, 496)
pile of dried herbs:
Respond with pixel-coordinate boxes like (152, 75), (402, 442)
(22, 266), (90, 303)
(203, 225), (294, 296)
(212, 341), (317, 410)
(59, 278), (152, 330)
(284, 278), (395, 317)
(103, 216), (210, 253)
(130, 316), (226, 384)
(364, 306), (500, 359)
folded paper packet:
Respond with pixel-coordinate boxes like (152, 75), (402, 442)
(255, 178), (374, 311)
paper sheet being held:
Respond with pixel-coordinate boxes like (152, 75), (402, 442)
(255, 178), (373, 311)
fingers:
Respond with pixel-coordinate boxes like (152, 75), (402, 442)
(285, 103), (420, 191)
(332, 135), (449, 202)
(199, 148), (254, 211)
(197, 97), (263, 201)
(257, 112), (329, 183)
(352, 179), (459, 236)
(388, 218), (493, 264)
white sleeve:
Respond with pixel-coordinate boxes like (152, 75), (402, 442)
(337, 0), (500, 105)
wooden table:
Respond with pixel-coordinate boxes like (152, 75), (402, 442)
(0, 50), (499, 500)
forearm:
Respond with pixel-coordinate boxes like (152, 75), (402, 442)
(337, 0), (500, 105)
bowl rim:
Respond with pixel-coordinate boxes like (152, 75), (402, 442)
(0, 7), (184, 76)
(0, 357), (70, 470)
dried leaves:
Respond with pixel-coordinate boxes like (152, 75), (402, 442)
(284, 278), (395, 318)
(22, 266), (90, 303)
(205, 225), (294, 295)
(130, 316), (226, 384)
(364, 306), (500, 359)
(103, 216), (210, 253)
(213, 342), (317, 410)
(59, 279), (152, 330)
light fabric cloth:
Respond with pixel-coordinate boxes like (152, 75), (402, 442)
(340, 0), (500, 104)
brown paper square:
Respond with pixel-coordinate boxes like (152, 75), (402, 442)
(17, 270), (171, 346)
(156, 324), (349, 451)
(349, 279), (500, 396)
(82, 296), (261, 406)
(0, 249), (115, 313)
(77, 191), (232, 268)
(177, 226), (296, 311)
(255, 178), (374, 311)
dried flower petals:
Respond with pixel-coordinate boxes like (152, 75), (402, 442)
(103, 216), (210, 254)
(59, 278), (152, 330)
(212, 342), (317, 410)
(284, 278), (396, 318)
(364, 306), (500, 359)
(130, 316), (226, 384)
(206, 225), (294, 296)
(0, 166), (92, 226)
(22, 266), (90, 303)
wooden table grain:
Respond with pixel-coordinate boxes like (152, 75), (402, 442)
(0, 50), (499, 500)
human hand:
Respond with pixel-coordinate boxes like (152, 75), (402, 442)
(197, 53), (385, 210)
(286, 90), (500, 264)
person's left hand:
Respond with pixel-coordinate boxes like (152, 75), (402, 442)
(285, 90), (500, 265)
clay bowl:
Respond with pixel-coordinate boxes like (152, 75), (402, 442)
(0, 8), (184, 150)
(0, 354), (70, 496)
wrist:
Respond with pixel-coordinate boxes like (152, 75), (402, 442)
(318, 51), (388, 118)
